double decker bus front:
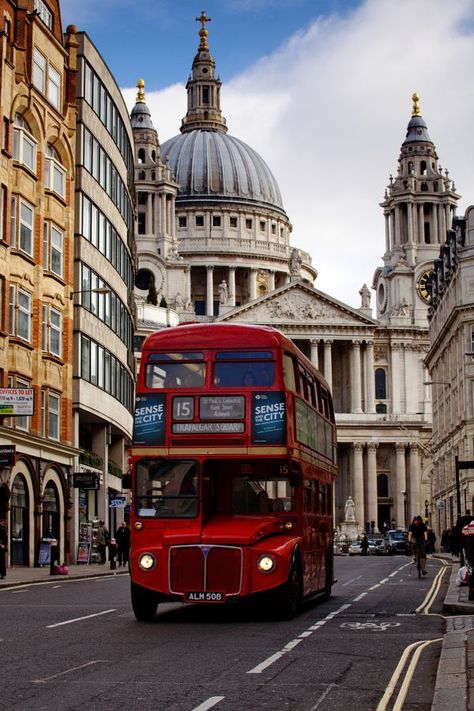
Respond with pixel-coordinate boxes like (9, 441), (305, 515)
(130, 325), (335, 621)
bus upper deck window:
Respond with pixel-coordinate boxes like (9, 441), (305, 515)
(213, 352), (274, 387)
(145, 353), (205, 389)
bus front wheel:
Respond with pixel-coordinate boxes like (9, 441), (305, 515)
(273, 564), (302, 620)
(131, 582), (159, 622)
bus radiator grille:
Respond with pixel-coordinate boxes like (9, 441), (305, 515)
(169, 545), (243, 595)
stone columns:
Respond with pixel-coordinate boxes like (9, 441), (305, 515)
(418, 203), (424, 243)
(351, 340), (362, 413)
(146, 193), (153, 235)
(407, 201), (414, 245)
(433, 203), (438, 244)
(385, 212), (390, 253)
(323, 340), (333, 391)
(249, 269), (257, 301)
(160, 193), (166, 234)
(269, 270), (275, 291)
(409, 444), (420, 521)
(367, 442), (378, 529)
(445, 204), (452, 232)
(228, 267), (236, 306)
(353, 443), (364, 526)
(391, 343), (402, 414)
(394, 205), (400, 246)
(310, 339), (319, 370)
(365, 341), (376, 413)
(185, 266), (192, 305)
(396, 443), (407, 528)
(206, 265), (214, 316)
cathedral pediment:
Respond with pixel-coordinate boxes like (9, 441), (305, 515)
(217, 280), (376, 326)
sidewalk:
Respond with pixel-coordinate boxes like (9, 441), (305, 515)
(0, 555), (473, 709)
(432, 554), (474, 711)
(0, 561), (128, 588)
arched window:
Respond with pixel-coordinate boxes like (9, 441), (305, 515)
(377, 473), (389, 497)
(420, 160), (427, 175)
(10, 474), (29, 565)
(138, 148), (145, 164)
(138, 171), (145, 180)
(45, 143), (66, 198)
(13, 114), (37, 172)
(42, 481), (59, 539)
(375, 368), (386, 399)
(151, 150), (156, 162)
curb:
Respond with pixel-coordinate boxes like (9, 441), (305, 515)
(0, 568), (129, 589)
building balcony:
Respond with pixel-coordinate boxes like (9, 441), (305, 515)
(177, 236), (290, 259)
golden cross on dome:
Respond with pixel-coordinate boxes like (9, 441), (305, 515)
(412, 92), (421, 117)
(196, 10), (211, 49)
(136, 78), (145, 103)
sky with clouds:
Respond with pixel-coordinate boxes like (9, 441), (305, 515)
(60, 0), (474, 308)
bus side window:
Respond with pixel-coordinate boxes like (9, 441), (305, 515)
(283, 353), (297, 391)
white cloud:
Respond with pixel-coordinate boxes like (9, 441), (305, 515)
(123, 0), (474, 307)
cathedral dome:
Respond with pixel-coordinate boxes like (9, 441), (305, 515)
(161, 129), (285, 214)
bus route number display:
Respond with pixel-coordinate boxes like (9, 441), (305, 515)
(133, 393), (166, 445)
(252, 392), (286, 444)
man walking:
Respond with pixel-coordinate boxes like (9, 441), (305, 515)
(115, 521), (130, 567)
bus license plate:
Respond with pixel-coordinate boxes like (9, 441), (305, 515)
(185, 591), (226, 603)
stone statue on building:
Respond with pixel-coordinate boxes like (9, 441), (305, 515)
(219, 280), (228, 304)
(175, 292), (184, 309)
(289, 248), (302, 276)
(344, 496), (356, 522)
(359, 283), (371, 309)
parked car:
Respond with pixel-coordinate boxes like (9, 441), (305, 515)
(385, 529), (410, 555)
(348, 541), (363, 555)
(368, 537), (386, 555)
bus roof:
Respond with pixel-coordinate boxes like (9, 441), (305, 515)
(141, 323), (332, 394)
(143, 323), (287, 351)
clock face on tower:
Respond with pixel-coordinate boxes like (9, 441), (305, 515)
(416, 269), (434, 303)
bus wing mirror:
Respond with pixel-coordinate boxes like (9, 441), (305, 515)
(121, 473), (132, 490)
(289, 474), (301, 488)
(289, 462), (301, 488)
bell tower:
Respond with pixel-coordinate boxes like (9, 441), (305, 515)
(373, 94), (460, 326)
(180, 11), (228, 134)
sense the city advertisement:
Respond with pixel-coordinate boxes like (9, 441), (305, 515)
(251, 392), (286, 444)
(133, 393), (166, 445)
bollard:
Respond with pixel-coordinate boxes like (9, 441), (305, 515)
(49, 539), (58, 575)
(109, 538), (117, 570)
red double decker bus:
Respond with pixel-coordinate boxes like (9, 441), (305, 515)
(129, 323), (337, 620)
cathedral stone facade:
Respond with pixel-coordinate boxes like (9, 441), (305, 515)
(131, 18), (457, 534)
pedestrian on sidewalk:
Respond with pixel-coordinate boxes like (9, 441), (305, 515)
(97, 520), (109, 565)
(115, 521), (130, 567)
(0, 518), (7, 579)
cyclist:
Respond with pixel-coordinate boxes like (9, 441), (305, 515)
(408, 515), (428, 575)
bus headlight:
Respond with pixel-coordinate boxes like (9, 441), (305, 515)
(138, 553), (156, 571)
(257, 555), (275, 574)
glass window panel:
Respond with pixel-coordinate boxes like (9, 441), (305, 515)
(48, 65), (61, 109)
(33, 49), (46, 92)
(81, 336), (90, 381)
(50, 226), (63, 276)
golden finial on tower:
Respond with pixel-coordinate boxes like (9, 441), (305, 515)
(196, 10), (211, 50)
(136, 78), (145, 103)
(412, 92), (421, 117)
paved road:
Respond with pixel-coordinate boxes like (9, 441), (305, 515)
(0, 554), (449, 710)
